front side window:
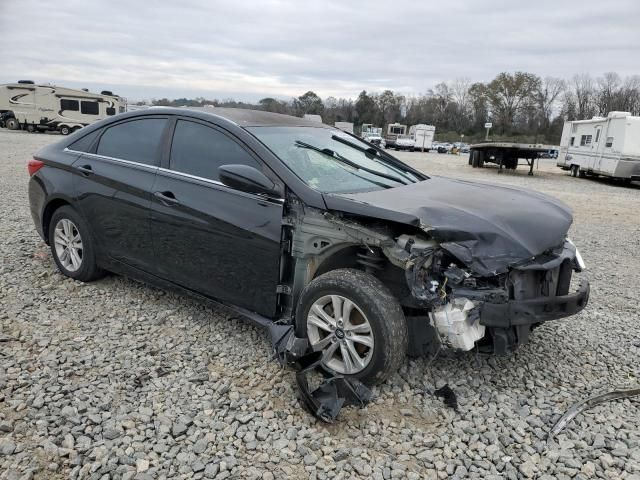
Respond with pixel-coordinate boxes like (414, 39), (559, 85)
(570, 136), (575, 146)
(81, 101), (99, 115)
(248, 126), (422, 194)
(170, 120), (260, 181)
(106, 107), (116, 116)
(595, 129), (601, 143)
(60, 99), (79, 111)
(580, 135), (592, 146)
(96, 118), (167, 165)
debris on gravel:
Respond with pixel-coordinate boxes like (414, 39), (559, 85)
(1, 130), (639, 478)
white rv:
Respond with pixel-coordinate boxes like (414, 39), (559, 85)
(409, 124), (436, 151)
(334, 121), (354, 134)
(0, 81), (125, 135)
(557, 111), (640, 182)
(384, 123), (407, 149)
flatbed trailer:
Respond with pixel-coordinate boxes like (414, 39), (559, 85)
(468, 142), (557, 176)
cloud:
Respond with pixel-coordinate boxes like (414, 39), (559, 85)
(0, 0), (638, 101)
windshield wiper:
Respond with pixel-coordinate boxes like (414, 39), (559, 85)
(295, 140), (409, 185)
(331, 134), (418, 184)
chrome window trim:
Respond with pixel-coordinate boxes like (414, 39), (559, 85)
(63, 148), (158, 171)
(63, 148), (285, 204)
(157, 167), (285, 204)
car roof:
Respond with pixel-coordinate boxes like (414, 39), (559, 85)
(139, 106), (331, 128)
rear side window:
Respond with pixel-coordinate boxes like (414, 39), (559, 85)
(68, 129), (100, 153)
(81, 101), (99, 115)
(97, 118), (167, 165)
(170, 120), (260, 181)
(60, 99), (79, 111)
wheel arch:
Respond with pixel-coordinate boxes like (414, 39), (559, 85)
(42, 197), (73, 244)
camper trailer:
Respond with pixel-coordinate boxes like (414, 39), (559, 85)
(0, 81), (125, 134)
(384, 123), (407, 149)
(409, 124), (436, 151)
(557, 112), (640, 182)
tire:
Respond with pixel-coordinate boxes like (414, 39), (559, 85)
(48, 205), (104, 282)
(570, 165), (578, 177)
(295, 268), (408, 386)
(60, 125), (71, 135)
(26, 124), (36, 133)
(5, 117), (19, 130)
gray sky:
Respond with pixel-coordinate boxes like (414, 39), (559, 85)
(1, 0), (638, 102)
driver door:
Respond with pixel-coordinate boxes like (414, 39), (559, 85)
(150, 118), (284, 317)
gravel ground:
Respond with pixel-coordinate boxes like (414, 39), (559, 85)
(1, 129), (639, 480)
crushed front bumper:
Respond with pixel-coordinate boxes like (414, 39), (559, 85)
(476, 279), (590, 355)
(480, 280), (590, 327)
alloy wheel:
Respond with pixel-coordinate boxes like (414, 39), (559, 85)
(53, 219), (83, 272)
(306, 294), (375, 375)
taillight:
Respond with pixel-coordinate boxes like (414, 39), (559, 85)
(28, 159), (45, 176)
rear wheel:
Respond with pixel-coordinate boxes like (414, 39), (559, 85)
(295, 269), (408, 385)
(60, 125), (71, 135)
(570, 165), (578, 177)
(26, 124), (36, 133)
(49, 206), (104, 282)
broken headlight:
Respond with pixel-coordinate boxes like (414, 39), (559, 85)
(567, 238), (586, 271)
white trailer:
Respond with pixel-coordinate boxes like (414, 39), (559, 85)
(409, 124), (436, 151)
(384, 123), (407, 149)
(334, 121), (354, 133)
(0, 81), (126, 135)
(557, 111), (640, 182)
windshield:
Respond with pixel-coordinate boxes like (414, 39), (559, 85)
(248, 126), (422, 193)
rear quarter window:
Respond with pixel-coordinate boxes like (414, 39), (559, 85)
(96, 118), (167, 166)
(68, 129), (101, 153)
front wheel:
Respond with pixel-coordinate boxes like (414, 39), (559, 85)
(295, 269), (408, 385)
(5, 117), (20, 130)
(60, 125), (71, 135)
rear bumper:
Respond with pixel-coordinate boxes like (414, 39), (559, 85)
(480, 280), (590, 327)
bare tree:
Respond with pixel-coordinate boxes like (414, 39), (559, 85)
(535, 77), (566, 129)
(572, 74), (596, 119)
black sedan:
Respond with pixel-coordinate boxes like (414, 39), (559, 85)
(28, 108), (589, 385)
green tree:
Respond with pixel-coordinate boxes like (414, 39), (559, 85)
(293, 91), (324, 116)
(485, 72), (540, 133)
(258, 97), (288, 114)
(355, 90), (377, 124)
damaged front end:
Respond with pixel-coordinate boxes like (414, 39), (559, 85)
(383, 230), (590, 356)
(268, 196), (589, 421)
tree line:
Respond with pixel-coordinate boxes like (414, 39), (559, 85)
(148, 71), (640, 144)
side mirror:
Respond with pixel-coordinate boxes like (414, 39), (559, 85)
(218, 164), (279, 197)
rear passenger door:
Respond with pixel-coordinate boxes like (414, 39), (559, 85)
(71, 116), (168, 272)
(150, 118), (284, 317)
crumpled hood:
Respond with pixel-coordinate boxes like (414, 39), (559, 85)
(324, 176), (573, 276)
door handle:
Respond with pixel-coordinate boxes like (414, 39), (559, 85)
(77, 165), (93, 176)
(154, 191), (180, 206)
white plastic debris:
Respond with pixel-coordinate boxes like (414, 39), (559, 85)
(430, 298), (485, 351)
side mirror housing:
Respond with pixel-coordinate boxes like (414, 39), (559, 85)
(218, 164), (278, 197)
